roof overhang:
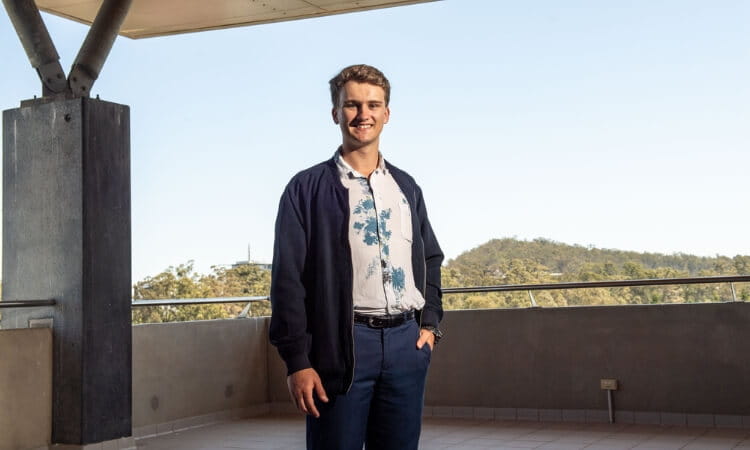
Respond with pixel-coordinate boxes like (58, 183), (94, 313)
(35, 0), (438, 39)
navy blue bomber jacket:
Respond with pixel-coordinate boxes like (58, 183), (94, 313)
(269, 156), (444, 395)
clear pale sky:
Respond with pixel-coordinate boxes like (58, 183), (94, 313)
(1, 0), (748, 283)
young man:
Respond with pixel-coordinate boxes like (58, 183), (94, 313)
(270, 64), (444, 450)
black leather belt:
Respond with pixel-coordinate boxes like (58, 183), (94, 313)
(354, 310), (415, 329)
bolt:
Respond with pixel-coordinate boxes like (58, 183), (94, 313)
(64, 114), (71, 122)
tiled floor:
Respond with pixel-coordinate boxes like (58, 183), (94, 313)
(136, 415), (750, 449)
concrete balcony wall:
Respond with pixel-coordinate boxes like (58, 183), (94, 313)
(6, 302), (748, 448)
(270, 303), (750, 418)
(132, 318), (270, 434)
(427, 303), (750, 417)
(0, 327), (52, 450)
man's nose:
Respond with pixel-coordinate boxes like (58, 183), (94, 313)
(356, 106), (371, 119)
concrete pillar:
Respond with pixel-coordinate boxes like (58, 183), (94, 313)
(2, 97), (132, 445)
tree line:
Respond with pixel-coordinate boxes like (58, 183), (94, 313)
(132, 262), (270, 324)
(441, 238), (750, 310)
(131, 238), (750, 323)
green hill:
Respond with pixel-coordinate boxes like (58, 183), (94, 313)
(441, 237), (749, 309)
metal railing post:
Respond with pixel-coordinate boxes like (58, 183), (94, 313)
(527, 290), (538, 307)
(237, 301), (254, 318)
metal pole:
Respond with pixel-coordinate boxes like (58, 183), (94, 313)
(2, 0), (67, 95)
(0, 299), (56, 309)
(527, 290), (538, 307)
(442, 275), (750, 294)
(730, 282), (738, 302)
(132, 296), (269, 307)
(607, 390), (614, 423)
(238, 302), (253, 318)
(68, 0), (133, 96)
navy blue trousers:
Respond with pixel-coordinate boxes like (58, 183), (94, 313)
(307, 319), (431, 450)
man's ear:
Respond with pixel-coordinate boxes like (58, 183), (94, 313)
(332, 108), (339, 124)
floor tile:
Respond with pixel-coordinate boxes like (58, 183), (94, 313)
(136, 414), (749, 450)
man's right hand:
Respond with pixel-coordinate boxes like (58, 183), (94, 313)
(287, 368), (329, 418)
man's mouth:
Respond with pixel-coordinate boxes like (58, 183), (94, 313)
(355, 124), (373, 130)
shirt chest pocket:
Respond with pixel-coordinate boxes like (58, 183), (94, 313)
(400, 203), (413, 242)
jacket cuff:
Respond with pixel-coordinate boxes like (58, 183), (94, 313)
(419, 308), (441, 329)
(285, 352), (312, 376)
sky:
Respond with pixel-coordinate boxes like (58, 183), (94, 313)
(1, 0), (748, 283)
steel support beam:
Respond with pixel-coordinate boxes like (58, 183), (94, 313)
(69, 0), (133, 96)
(3, 0), (132, 97)
(2, 0), (67, 95)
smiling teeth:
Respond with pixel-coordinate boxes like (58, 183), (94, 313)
(357, 125), (372, 129)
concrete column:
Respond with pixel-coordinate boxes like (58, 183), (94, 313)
(2, 97), (132, 445)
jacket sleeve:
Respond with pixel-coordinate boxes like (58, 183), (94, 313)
(416, 184), (444, 328)
(269, 181), (312, 375)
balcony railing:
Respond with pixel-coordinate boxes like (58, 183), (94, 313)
(443, 274), (750, 306)
(131, 275), (749, 311)
(131, 296), (268, 307)
(0, 299), (56, 309)
(2, 275), (748, 311)
(442, 275), (750, 293)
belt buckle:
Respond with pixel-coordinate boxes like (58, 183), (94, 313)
(367, 316), (378, 328)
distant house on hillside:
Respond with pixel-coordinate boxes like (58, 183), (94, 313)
(232, 245), (272, 271)
(232, 260), (272, 271)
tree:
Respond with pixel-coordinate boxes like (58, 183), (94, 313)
(132, 261), (271, 324)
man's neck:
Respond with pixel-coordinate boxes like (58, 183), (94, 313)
(340, 145), (380, 178)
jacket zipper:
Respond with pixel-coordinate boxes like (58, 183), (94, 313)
(420, 182), (426, 327)
(345, 196), (355, 394)
(419, 259), (427, 328)
(418, 180), (427, 329)
(346, 306), (355, 393)
(334, 169), (356, 395)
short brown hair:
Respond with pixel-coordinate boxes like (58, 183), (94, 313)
(329, 64), (391, 107)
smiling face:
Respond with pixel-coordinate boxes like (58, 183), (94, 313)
(332, 81), (390, 152)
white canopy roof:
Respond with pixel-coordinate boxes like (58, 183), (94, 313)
(36, 0), (437, 39)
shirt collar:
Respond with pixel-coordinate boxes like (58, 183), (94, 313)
(334, 148), (387, 179)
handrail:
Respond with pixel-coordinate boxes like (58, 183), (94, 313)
(442, 275), (750, 294)
(3, 276), (746, 310)
(0, 299), (56, 309)
(129, 275), (750, 306)
(131, 296), (269, 307)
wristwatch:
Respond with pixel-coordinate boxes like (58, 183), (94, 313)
(421, 326), (443, 345)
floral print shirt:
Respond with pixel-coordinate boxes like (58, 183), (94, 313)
(335, 150), (426, 315)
